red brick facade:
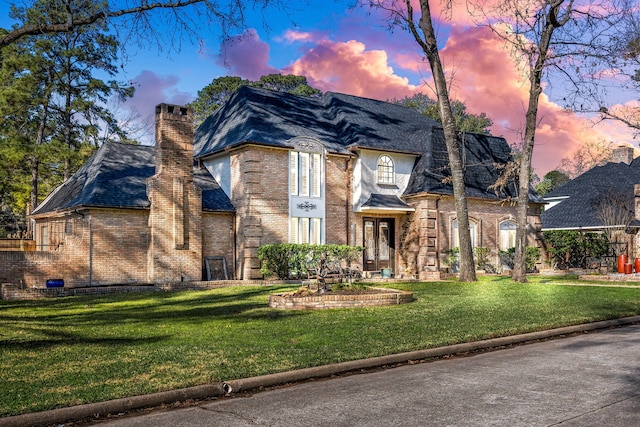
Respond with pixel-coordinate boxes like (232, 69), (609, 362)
(0, 103), (543, 289)
(0, 104), (234, 288)
(147, 104), (202, 283)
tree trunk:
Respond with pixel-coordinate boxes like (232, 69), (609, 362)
(416, 0), (476, 281)
(512, 6), (558, 282)
(30, 92), (50, 213)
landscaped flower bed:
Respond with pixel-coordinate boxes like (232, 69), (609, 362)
(268, 287), (413, 310)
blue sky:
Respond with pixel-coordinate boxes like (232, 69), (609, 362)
(0, 0), (637, 175)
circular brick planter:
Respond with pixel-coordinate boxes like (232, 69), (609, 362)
(268, 287), (413, 310)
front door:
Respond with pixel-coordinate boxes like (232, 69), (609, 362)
(363, 218), (394, 272)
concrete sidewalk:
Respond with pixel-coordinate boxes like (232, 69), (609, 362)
(2, 316), (640, 427)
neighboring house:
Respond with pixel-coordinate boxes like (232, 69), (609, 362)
(541, 146), (640, 258)
(1, 87), (544, 288)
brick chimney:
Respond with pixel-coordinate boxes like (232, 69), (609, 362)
(611, 146), (634, 165)
(147, 104), (202, 283)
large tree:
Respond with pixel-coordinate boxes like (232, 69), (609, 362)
(595, 8), (640, 134)
(0, 0), (289, 50)
(363, 0), (477, 281)
(392, 93), (493, 134)
(467, 0), (628, 282)
(0, 0), (134, 228)
(557, 139), (611, 179)
(534, 170), (569, 196)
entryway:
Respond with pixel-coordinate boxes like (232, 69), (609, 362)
(363, 218), (394, 274)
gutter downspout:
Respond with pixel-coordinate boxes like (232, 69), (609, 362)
(435, 196), (441, 273)
(345, 157), (352, 245)
(89, 215), (93, 286)
(233, 212), (238, 280)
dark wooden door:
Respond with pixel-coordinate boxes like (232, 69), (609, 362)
(363, 218), (394, 272)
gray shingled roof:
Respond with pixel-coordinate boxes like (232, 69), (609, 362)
(194, 86), (439, 159)
(32, 142), (234, 216)
(361, 194), (414, 210)
(541, 160), (640, 230)
(404, 129), (543, 201)
(195, 86), (540, 203)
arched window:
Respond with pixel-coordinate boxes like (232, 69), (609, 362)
(499, 220), (517, 251)
(452, 219), (477, 249)
(377, 155), (394, 184)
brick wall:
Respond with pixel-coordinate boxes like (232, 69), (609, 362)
(0, 251), (67, 287)
(407, 195), (542, 279)
(230, 147), (355, 279)
(147, 104), (203, 283)
(230, 146), (289, 279)
(401, 196), (541, 280)
(87, 210), (150, 285)
(325, 154), (351, 245)
(202, 212), (235, 279)
(4, 209), (151, 288)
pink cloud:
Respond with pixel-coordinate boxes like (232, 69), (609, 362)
(126, 70), (193, 115)
(284, 39), (419, 100)
(433, 25), (637, 175)
(280, 29), (317, 44)
(208, 20), (637, 176)
(216, 29), (277, 80)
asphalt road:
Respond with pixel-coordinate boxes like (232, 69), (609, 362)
(96, 323), (640, 427)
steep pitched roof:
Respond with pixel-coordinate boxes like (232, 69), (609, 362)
(404, 128), (543, 202)
(32, 142), (233, 216)
(195, 86), (540, 203)
(194, 86), (439, 159)
(541, 161), (640, 230)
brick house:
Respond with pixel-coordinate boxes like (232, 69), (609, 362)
(541, 146), (640, 262)
(1, 87), (543, 288)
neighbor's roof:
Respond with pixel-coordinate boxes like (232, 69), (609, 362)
(541, 160), (640, 230)
(194, 85), (440, 159)
(31, 142), (234, 216)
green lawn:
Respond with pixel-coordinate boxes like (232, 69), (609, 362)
(2, 275), (640, 417)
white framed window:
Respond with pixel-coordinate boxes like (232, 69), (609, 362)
(290, 152), (299, 196)
(290, 217), (322, 244)
(377, 154), (394, 184)
(41, 225), (49, 251)
(452, 218), (477, 249)
(290, 151), (322, 198)
(499, 220), (517, 251)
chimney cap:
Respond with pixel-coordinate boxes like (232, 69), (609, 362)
(155, 103), (191, 116)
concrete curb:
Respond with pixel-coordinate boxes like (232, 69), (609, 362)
(3, 315), (640, 427)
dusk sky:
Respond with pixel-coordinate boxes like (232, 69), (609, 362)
(1, 0), (638, 176)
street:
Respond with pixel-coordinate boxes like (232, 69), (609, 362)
(97, 324), (640, 426)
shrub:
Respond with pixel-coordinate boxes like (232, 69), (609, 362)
(444, 247), (460, 272)
(543, 230), (610, 269)
(257, 243), (364, 280)
(474, 247), (492, 271)
(499, 246), (541, 273)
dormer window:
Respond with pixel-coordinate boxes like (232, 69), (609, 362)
(377, 155), (394, 184)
